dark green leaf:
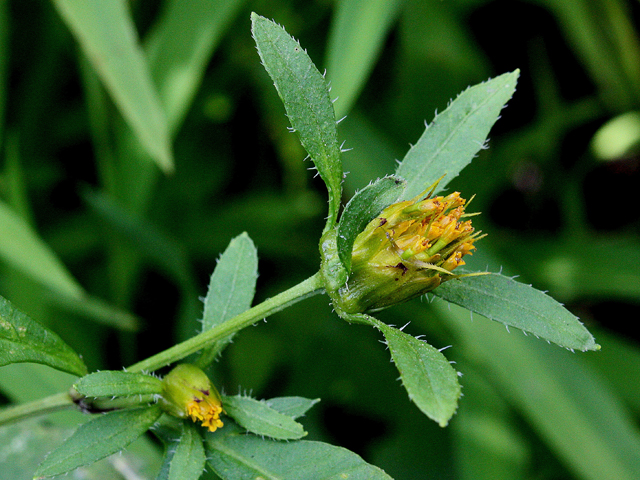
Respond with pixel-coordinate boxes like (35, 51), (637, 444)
(376, 320), (461, 427)
(166, 422), (206, 480)
(222, 395), (306, 440)
(74, 371), (163, 398)
(337, 175), (406, 271)
(251, 13), (343, 229)
(198, 233), (258, 364)
(396, 71), (519, 199)
(205, 425), (392, 480)
(433, 273), (599, 351)
(265, 396), (320, 419)
(0, 295), (87, 376)
(34, 405), (162, 479)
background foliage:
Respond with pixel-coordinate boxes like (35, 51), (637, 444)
(1, 0), (640, 479)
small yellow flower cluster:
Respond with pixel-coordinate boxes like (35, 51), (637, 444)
(186, 396), (224, 432)
(337, 188), (481, 313)
(160, 364), (224, 433)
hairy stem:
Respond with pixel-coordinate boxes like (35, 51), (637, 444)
(127, 272), (325, 373)
(0, 392), (75, 426)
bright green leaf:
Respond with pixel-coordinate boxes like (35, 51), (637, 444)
(376, 319), (461, 427)
(34, 405), (162, 479)
(337, 175), (406, 271)
(167, 422), (206, 480)
(51, 0), (173, 172)
(433, 273), (599, 351)
(222, 395), (306, 440)
(205, 422), (393, 480)
(197, 233), (258, 365)
(251, 13), (343, 230)
(74, 371), (163, 398)
(0, 295), (87, 377)
(396, 70), (519, 199)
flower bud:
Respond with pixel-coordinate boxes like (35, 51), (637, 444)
(336, 188), (481, 313)
(160, 364), (224, 432)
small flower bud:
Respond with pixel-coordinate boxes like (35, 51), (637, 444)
(160, 364), (224, 432)
(335, 188), (482, 314)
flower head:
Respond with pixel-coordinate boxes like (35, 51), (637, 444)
(160, 364), (224, 432)
(336, 186), (482, 313)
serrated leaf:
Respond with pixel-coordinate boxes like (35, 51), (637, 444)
(222, 395), (306, 440)
(34, 405), (162, 479)
(396, 70), (519, 199)
(433, 273), (599, 351)
(376, 320), (461, 427)
(166, 422), (206, 480)
(251, 13), (343, 229)
(0, 295), (87, 377)
(198, 233), (258, 364)
(74, 371), (163, 398)
(205, 425), (392, 480)
(337, 175), (406, 272)
(265, 396), (320, 419)
(51, 0), (173, 172)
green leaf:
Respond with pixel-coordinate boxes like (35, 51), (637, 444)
(0, 200), (84, 300)
(396, 70), (519, 199)
(145, 0), (247, 132)
(0, 295), (87, 377)
(375, 319), (461, 427)
(51, 0), (173, 172)
(197, 233), (258, 364)
(166, 422), (206, 480)
(433, 273), (599, 351)
(326, 0), (405, 118)
(222, 395), (307, 440)
(251, 13), (343, 230)
(74, 371), (163, 398)
(442, 301), (640, 480)
(205, 424), (393, 480)
(337, 175), (406, 272)
(264, 396), (320, 419)
(34, 405), (162, 479)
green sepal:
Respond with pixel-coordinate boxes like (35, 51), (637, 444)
(73, 370), (163, 398)
(337, 175), (406, 272)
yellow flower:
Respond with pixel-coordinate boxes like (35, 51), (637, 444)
(336, 187), (482, 314)
(161, 364), (224, 432)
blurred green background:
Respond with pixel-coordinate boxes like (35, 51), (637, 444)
(1, 0), (640, 479)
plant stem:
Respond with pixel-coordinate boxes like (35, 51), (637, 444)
(0, 392), (75, 426)
(127, 272), (325, 373)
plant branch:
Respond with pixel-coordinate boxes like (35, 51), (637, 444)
(0, 392), (75, 426)
(127, 272), (325, 373)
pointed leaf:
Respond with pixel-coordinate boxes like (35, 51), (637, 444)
(198, 233), (257, 364)
(34, 405), (162, 479)
(337, 175), (406, 271)
(222, 395), (306, 440)
(433, 273), (599, 351)
(396, 70), (519, 199)
(264, 396), (320, 419)
(0, 295), (87, 376)
(51, 0), (173, 172)
(376, 320), (461, 427)
(252, 13), (342, 229)
(166, 422), (206, 480)
(205, 424), (392, 480)
(74, 371), (163, 398)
